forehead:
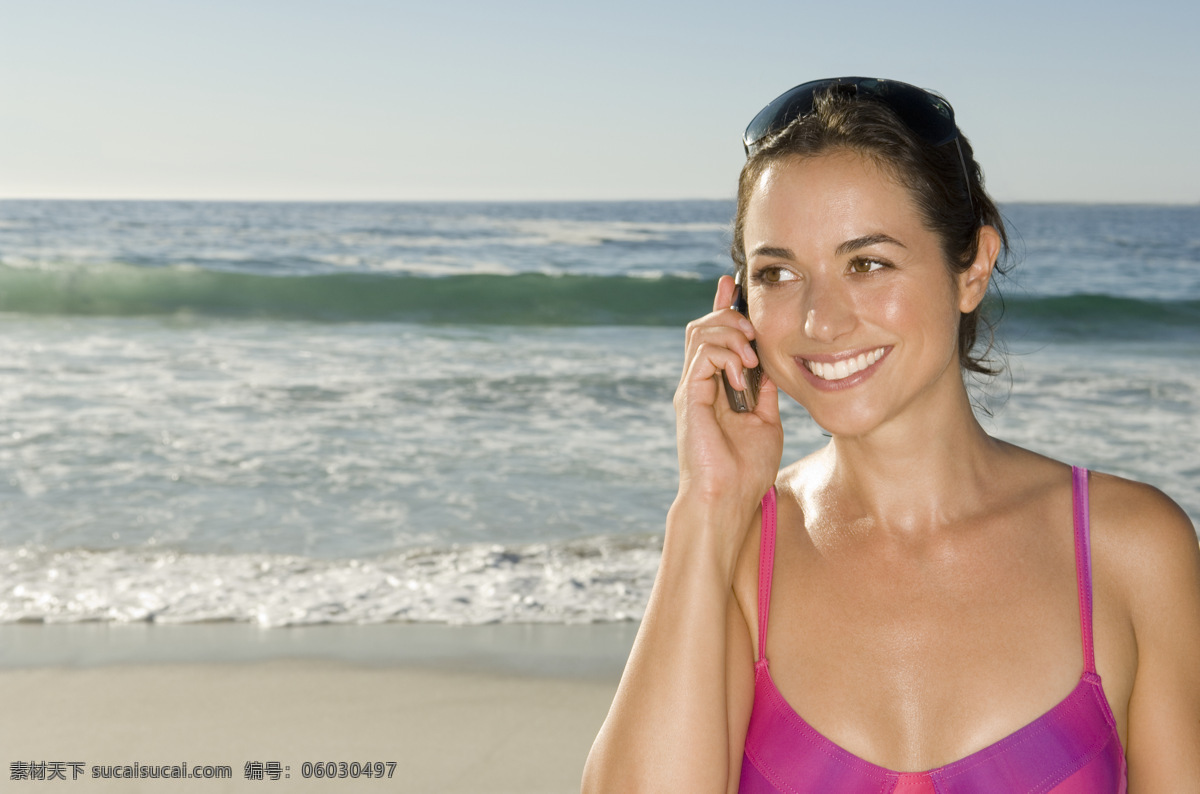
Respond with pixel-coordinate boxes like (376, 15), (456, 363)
(744, 152), (926, 251)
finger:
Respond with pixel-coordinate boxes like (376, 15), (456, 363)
(713, 274), (736, 313)
(685, 322), (758, 369)
(682, 340), (751, 397)
(686, 309), (755, 348)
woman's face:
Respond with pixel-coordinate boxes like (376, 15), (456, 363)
(742, 150), (991, 438)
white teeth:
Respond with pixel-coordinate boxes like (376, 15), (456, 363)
(805, 347), (886, 381)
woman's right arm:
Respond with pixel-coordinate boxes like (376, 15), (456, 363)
(582, 276), (783, 793)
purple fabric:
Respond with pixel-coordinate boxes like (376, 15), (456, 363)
(740, 468), (1127, 793)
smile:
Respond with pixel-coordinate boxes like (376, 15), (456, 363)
(801, 347), (888, 382)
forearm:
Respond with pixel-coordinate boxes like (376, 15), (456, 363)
(583, 499), (752, 793)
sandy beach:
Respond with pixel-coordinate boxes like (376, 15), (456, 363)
(0, 624), (632, 793)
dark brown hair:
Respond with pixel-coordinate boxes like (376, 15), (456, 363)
(731, 87), (1009, 374)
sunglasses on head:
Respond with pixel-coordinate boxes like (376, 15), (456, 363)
(742, 77), (973, 206)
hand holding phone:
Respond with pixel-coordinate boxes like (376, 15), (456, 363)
(721, 274), (763, 412)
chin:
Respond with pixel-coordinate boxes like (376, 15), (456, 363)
(806, 412), (882, 440)
(784, 391), (885, 439)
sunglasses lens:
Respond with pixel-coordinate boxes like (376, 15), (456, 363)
(869, 81), (957, 145)
(742, 77), (958, 154)
(742, 79), (832, 153)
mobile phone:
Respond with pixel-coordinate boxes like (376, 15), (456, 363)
(721, 275), (762, 412)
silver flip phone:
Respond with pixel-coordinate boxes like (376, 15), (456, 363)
(721, 275), (762, 412)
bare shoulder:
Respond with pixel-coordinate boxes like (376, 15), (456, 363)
(1088, 472), (1198, 572)
(1087, 473), (1200, 781)
(1089, 469), (1194, 529)
(1087, 470), (1200, 622)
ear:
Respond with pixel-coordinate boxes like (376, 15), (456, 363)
(957, 225), (1001, 313)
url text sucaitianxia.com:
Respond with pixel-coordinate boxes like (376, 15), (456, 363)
(10, 760), (398, 781)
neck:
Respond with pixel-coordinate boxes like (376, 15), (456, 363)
(817, 382), (1005, 536)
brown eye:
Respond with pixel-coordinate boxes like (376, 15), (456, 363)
(753, 267), (797, 285)
(850, 258), (885, 274)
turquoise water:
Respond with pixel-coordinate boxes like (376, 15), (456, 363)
(0, 200), (1196, 625)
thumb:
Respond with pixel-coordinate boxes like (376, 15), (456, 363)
(753, 371), (781, 425)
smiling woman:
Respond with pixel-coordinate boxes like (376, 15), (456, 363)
(583, 78), (1200, 793)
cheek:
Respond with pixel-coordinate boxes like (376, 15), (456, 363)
(747, 298), (794, 371)
(875, 280), (961, 347)
(746, 293), (771, 340)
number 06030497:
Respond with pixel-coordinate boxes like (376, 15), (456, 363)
(300, 761), (396, 779)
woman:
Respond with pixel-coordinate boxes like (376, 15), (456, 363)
(583, 78), (1200, 792)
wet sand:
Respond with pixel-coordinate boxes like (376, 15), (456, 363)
(0, 623), (632, 793)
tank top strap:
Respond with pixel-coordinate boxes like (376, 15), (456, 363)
(756, 487), (778, 664)
(1071, 466), (1097, 675)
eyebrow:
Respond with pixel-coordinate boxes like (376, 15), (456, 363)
(748, 234), (906, 262)
(748, 244), (795, 261)
(836, 234), (906, 255)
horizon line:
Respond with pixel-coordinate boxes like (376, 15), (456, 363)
(1, 195), (1197, 207)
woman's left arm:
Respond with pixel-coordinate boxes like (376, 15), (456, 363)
(1115, 482), (1200, 788)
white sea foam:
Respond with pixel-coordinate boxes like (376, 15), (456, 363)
(0, 536), (662, 626)
(499, 218), (728, 248)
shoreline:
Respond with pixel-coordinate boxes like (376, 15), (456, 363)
(0, 621), (638, 678)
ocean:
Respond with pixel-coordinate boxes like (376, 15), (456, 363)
(1, 200), (1196, 627)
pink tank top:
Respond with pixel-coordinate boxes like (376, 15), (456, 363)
(740, 466), (1127, 793)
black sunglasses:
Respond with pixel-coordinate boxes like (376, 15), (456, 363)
(742, 77), (972, 206)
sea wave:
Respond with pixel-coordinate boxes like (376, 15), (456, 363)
(0, 537), (662, 627)
(0, 263), (1195, 337)
(0, 264), (711, 326)
(996, 293), (1200, 341)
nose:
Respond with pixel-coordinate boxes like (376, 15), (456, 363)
(803, 278), (856, 343)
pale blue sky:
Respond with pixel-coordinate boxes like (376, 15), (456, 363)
(1, 0), (1196, 202)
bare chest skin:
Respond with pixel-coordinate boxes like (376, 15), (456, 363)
(745, 464), (1135, 773)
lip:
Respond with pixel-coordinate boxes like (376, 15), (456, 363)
(795, 346), (892, 391)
